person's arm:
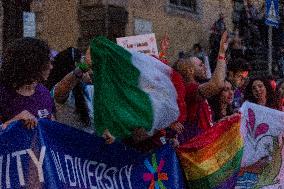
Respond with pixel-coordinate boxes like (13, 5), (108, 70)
(54, 55), (92, 104)
(198, 31), (228, 98)
(53, 69), (82, 104)
(2, 110), (37, 129)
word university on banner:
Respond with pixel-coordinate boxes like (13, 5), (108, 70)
(177, 114), (243, 189)
(0, 120), (185, 189)
(236, 101), (284, 189)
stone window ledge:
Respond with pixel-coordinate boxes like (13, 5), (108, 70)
(165, 3), (201, 20)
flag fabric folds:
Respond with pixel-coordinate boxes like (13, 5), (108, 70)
(177, 114), (243, 189)
(240, 101), (284, 167)
(236, 102), (284, 188)
(90, 37), (179, 139)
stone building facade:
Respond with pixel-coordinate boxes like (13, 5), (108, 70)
(31, 0), (129, 52)
(126, 0), (234, 62)
(0, 0), (235, 62)
(29, 0), (234, 62)
(0, 0), (30, 56)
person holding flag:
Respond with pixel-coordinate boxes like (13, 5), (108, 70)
(47, 47), (94, 133)
(53, 36), (184, 148)
(89, 37), (182, 145)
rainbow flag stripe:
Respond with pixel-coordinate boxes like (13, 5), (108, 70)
(177, 115), (243, 189)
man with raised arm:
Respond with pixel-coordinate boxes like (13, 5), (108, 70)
(177, 31), (229, 135)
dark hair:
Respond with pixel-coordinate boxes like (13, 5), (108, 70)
(0, 37), (50, 89)
(193, 43), (202, 51)
(172, 60), (178, 71)
(244, 77), (280, 109)
(46, 47), (81, 89)
(209, 80), (234, 122)
(227, 58), (250, 73)
(45, 47), (90, 126)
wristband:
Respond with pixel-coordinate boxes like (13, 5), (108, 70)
(73, 68), (84, 79)
(77, 62), (89, 73)
(218, 55), (225, 61)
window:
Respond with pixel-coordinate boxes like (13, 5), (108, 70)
(169, 0), (197, 12)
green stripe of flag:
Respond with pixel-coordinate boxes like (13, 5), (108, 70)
(90, 36), (153, 139)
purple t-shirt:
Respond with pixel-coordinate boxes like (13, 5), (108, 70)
(0, 84), (55, 122)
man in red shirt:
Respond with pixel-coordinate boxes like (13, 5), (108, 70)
(177, 32), (229, 136)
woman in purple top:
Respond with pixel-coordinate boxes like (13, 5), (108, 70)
(0, 38), (55, 129)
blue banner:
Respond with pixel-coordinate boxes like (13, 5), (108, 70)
(0, 120), (185, 189)
(265, 0), (279, 27)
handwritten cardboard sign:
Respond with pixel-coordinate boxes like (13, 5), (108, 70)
(116, 33), (159, 56)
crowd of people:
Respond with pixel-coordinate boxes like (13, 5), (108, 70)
(0, 30), (284, 155)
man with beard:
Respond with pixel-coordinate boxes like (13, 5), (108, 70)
(177, 32), (228, 134)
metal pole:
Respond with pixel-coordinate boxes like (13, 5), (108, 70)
(268, 25), (273, 75)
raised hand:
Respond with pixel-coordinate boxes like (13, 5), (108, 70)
(219, 31), (229, 55)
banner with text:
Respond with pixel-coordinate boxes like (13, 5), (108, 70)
(0, 120), (185, 189)
(116, 33), (159, 56)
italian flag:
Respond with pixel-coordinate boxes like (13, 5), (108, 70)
(90, 37), (179, 139)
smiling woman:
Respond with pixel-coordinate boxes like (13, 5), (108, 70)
(0, 37), (55, 129)
(208, 80), (235, 122)
(244, 77), (280, 110)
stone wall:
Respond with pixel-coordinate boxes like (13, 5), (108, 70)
(31, 0), (128, 52)
(31, 0), (80, 51)
(30, 0), (235, 61)
(126, 0), (233, 63)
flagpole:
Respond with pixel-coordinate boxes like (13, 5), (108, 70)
(268, 25), (273, 75)
(265, 0), (279, 76)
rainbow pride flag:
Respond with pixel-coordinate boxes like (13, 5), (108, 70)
(177, 114), (243, 189)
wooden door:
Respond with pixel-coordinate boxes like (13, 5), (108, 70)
(77, 3), (128, 52)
